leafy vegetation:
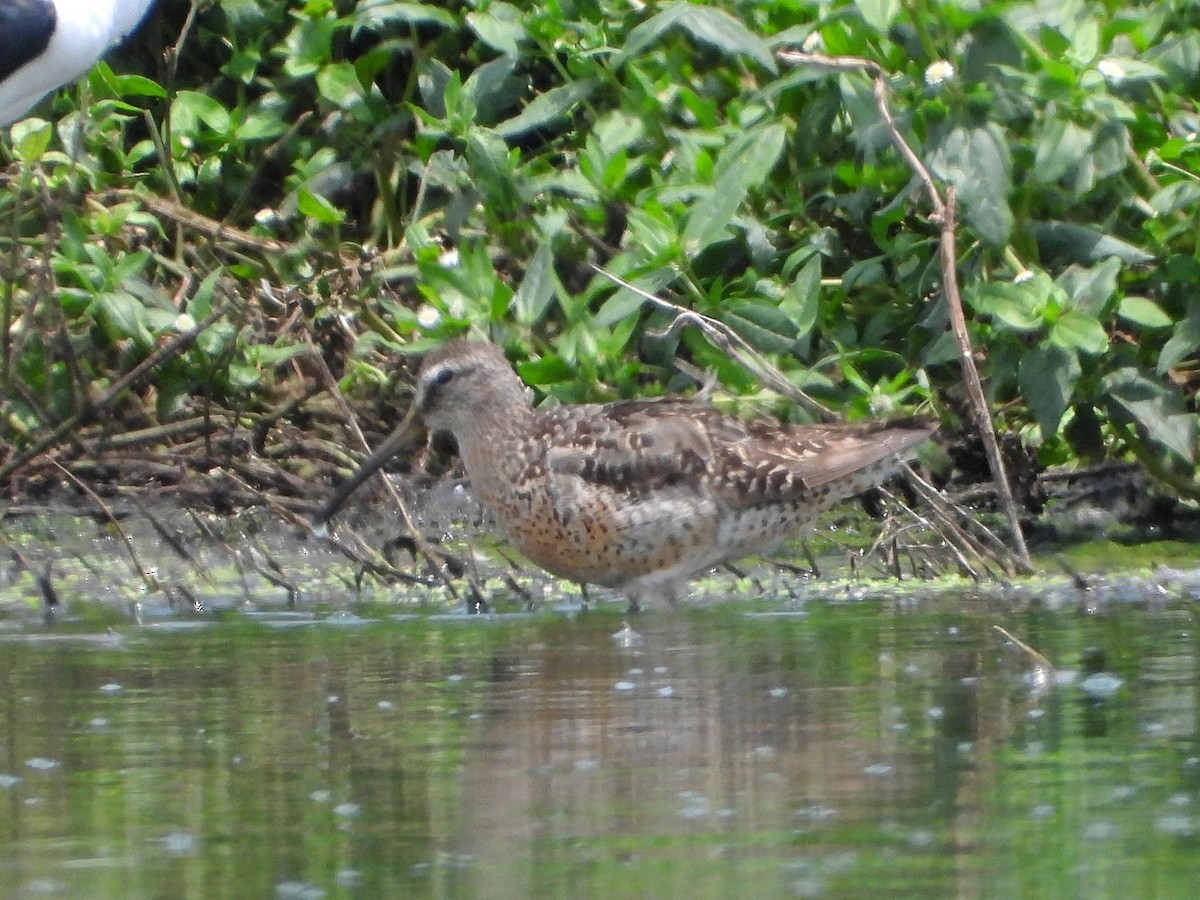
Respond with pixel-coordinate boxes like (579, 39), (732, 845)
(1, 0), (1198, 509)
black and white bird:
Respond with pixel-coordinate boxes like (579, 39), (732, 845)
(0, 0), (156, 127)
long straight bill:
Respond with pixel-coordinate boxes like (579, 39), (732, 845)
(313, 406), (420, 527)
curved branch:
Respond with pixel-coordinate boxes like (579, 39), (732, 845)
(778, 49), (1032, 571)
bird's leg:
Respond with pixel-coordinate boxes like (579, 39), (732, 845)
(465, 582), (489, 614)
(624, 585), (678, 613)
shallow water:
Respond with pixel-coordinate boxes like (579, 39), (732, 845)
(1, 583), (1198, 899)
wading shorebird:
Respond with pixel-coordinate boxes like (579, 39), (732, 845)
(0, 0), (157, 127)
(316, 340), (935, 610)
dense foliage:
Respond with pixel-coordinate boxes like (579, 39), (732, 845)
(1, 0), (1198, 504)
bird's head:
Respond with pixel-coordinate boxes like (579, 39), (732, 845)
(314, 339), (526, 526)
(413, 340), (527, 436)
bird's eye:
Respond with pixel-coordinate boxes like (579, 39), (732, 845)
(433, 367), (455, 386)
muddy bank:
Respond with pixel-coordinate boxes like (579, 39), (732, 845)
(2, 455), (1198, 627)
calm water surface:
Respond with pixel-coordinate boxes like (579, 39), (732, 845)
(1, 584), (1198, 898)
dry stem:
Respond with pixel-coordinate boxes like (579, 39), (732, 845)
(778, 49), (1033, 571)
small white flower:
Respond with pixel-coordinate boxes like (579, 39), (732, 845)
(437, 247), (460, 269)
(174, 314), (196, 332)
(416, 305), (441, 329)
(1013, 269), (1034, 284)
(924, 60), (955, 87)
(1097, 58), (1125, 83)
(802, 31), (823, 53)
(254, 208), (279, 226)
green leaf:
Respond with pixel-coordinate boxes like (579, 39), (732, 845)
(1031, 222), (1154, 266)
(681, 195), (740, 257)
(927, 123), (1013, 247)
(1149, 180), (1200, 216)
(197, 320), (236, 359)
(1144, 32), (1200, 83)
(1050, 311), (1109, 354)
(920, 330), (959, 367)
(112, 250), (153, 284)
(1066, 19), (1100, 66)
(593, 290), (646, 328)
(677, 5), (777, 73)
(842, 256), (886, 291)
(1103, 368), (1196, 462)
(494, 78), (598, 140)
(1019, 343), (1080, 438)
(683, 123), (786, 254)
(105, 73), (167, 99)
(593, 267), (677, 327)
(854, 0), (900, 33)
(187, 269), (222, 323)
(234, 114), (288, 142)
(1159, 303), (1200, 374)
(227, 362), (262, 391)
(967, 279), (1048, 331)
(172, 91), (231, 133)
(440, 70), (476, 129)
(712, 123), (787, 184)
(9, 118), (52, 163)
(1055, 257), (1120, 316)
(93, 291), (153, 349)
(465, 128), (521, 214)
(417, 59), (453, 119)
(316, 62), (364, 109)
(1118, 296), (1173, 330)
(466, 2), (526, 56)
(617, 2), (775, 73)
(625, 208), (680, 260)
(618, 2), (689, 61)
(778, 256), (821, 337)
(353, 1), (456, 33)
(724, 300), (798, 354)
(602, 151), (628, 191)
(296, 187), (345, 225)
(1032, 119), (1092, 185)
(517, 353), (573, 386)
(463, 55), (525, 124)
(512, 241), (556, 325)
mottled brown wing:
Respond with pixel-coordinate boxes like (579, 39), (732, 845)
(538, 398), (722, 494)
(539, 396), (932, 506)
(710, 418), (936, 508)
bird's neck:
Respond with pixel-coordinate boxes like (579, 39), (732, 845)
(453, 392), (537, 482)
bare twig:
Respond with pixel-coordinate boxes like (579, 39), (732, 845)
(114, 190), (286, 254)
(304, 334), (468, 598)
(591, 265), (835, 419)
(46, 458), (166, 599)
(0, 309), (226, 485)
(901, 466), (1027, 576)
(993, 624), (1056, 673)
(225, 110), (314, 229)
(778, 49), (1033, 570)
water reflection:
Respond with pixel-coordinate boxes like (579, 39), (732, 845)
(451, 612), (976, 898)
(0, 596), (1197, 897)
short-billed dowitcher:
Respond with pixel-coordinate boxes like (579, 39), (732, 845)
(317, 340), (934, 610)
